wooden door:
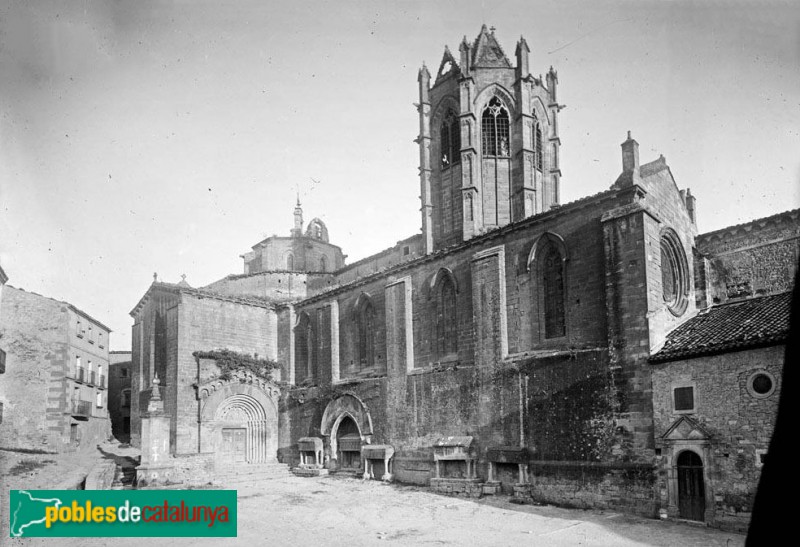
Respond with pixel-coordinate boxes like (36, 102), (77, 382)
(222, 428), (247, 463)
(677, 451), (705, 521)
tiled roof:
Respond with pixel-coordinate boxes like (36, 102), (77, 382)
(650, 292), (793, 363)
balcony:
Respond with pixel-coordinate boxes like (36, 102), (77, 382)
(89, 371), (96, 386)
(98, 375), (106, 389)
(75, 368), (86, 383)
(70, 400), (91, 420)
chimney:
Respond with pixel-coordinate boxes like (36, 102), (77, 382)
(621, 131), (639, 172)
(685, 188), (697, 224)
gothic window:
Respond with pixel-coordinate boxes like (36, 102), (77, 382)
(532, 118), (543, 170)
(542, 244), (566, 338)
(286, 253), (294, 271)
(355, 296), (376, 368)
(295, 313), (315, 381)
(440, 110), (461, 169)
(433, 271), (458, 358)
(320, 256), (327, 272)
(481, 97), (510, 157)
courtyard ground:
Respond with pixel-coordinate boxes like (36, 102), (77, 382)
(6, 471), (746, 546)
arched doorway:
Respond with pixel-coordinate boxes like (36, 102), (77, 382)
(335, 416), (362, 471)
(677, 451), (705, 521)
(215, 394), (269, 464)
(197, 376), (280, 466)
(320, 393), (373, 471)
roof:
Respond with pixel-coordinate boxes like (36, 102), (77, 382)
(130, 281), (275, 317)
(650, 292), (792, 363)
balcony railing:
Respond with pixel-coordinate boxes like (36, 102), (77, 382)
(99, 375), (106, 389)
(76, 368), (85, 383)
(89, 371), (96, 385)
(70, 400), (91, 419)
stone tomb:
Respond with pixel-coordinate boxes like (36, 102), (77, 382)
(337, 433), (363, 474)
(430, 436), (483, 498)
(361, 444), (395, 482)
(293, 437), (328, 477)
(484, 446), (529, 495)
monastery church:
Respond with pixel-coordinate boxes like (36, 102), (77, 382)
(130, 26), (797, 531)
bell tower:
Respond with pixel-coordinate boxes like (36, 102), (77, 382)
(417, 25), (562, 253)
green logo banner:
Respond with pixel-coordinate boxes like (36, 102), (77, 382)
(9, 490), (237, 537)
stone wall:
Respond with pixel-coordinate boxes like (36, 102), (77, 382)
(0, 287), (111, 452)
(696, 208), (799, 305)
(0, 287), (67, 450)
(651, 345), (784, 531)
(173, 294), (277, 455)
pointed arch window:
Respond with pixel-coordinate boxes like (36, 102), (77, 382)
(440, 110), (461, 169)
(294, 312), (315, 382)
(542, 244), (566, 338)
(528, 234), (568, 344)
(320, 256), (327, 272)
(286, 253), (294, 271)
(355, 296), (376, 369)
(433, 271), (458, 358)
(481, 97), (510, 157)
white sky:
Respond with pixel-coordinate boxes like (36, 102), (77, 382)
(1, 0), (799, 350)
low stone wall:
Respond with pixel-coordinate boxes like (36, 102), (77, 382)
(520, 461), (657, 517)
(137, 453), (216, 488)
(429, 478), (483, 498)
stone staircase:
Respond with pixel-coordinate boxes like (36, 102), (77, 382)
(209, 462), (294, 486)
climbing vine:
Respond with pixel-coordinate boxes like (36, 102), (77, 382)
(193, 350), (279, 382)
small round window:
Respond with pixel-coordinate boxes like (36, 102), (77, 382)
(748, 371), (776, 399)
(660, 229), (689, 316)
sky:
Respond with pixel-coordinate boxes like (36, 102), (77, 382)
(1, 0), (798, 351)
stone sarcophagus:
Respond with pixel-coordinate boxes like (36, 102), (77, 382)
(430, 436), (482, 497)
(433, 436), (477, 479)
(292, 437), (329, 477)
(361, 444), (395, 482)
(337, 433), (363, 471)
(298, 437), (324, 468)
(484, 446), (530, 495)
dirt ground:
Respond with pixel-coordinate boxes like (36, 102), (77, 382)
(5, 472), (746, 547)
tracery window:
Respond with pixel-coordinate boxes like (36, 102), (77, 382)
(481, 97), (510, 157)
(440, 110), (461, 169)
(660, 229), (689, 316)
